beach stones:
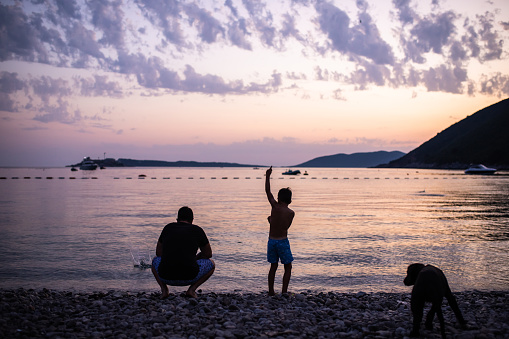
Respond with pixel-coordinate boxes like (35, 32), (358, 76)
(0, 289), (507, 338)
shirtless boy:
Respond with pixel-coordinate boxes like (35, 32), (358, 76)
(265, 166), (295, 296)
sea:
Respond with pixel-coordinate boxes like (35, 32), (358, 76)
(0, 167), (508, 294)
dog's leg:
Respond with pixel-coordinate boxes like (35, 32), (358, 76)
(425, 304), (436, 330)
(410, 297), (425, 337)
(435, 304), (446, 339)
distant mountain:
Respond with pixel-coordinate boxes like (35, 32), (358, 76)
(116, 159), (259, 167)
(379, 98), (509, 169)
(294, 151), (406, 168)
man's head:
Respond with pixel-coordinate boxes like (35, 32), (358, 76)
(278, 187), (292, 204)
(177, 206), (194, 223)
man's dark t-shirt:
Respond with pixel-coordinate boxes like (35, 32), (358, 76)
(158, 222), (209, 280)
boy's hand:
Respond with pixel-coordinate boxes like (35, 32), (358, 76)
(266, 166), (272, 176)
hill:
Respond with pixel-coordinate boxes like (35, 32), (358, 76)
(116, 159), (259, 167)
(379, 98), (509, 169)
(294, 151), (406, 167)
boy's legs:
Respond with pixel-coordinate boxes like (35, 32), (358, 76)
(282, 263), (292, 294)
(268, 263), (278, 296)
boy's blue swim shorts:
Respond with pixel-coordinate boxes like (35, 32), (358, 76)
(267, 238), (294, 265)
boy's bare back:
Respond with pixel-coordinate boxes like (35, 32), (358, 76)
(265, 167), (294, 240)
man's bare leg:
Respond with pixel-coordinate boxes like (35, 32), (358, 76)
(151, 266), (169, 299)
(186, 260), (215, 298)
(268, 263), (278, 296)
(282, 263), (292, 294)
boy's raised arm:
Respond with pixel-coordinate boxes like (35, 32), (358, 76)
(265, 166), (276, 206)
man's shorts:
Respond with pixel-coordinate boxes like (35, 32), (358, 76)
(152, 257), (214, 286)
(267, 238), (294, 265)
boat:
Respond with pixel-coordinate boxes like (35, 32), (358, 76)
(303, 171), (309, 175)
(79, 157), (98, 170)
(282, 169), (301, 175)
(464, 164), (496, 175)
(70, 167), (78, 172)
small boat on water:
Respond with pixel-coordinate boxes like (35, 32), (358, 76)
(464, 164), (497, 175)
(303, 171), (309, 175)
(282, 169), (301, 175)
(70, 167), (78, 172)
(79, 157), (98, 170)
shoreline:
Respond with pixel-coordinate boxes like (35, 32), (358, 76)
(1, 289), (508, 338)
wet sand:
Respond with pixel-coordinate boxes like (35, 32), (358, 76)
(1, 289), (508, 338)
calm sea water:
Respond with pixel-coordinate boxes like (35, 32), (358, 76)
(0, 167), (507, 294)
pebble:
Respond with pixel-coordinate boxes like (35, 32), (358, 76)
(0, 289), (508, 338)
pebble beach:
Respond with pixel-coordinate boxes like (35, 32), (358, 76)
(1, 289), (508, 338)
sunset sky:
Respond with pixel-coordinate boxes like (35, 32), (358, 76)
(1, 0), (508, 167)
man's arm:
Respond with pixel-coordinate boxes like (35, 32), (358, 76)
(155, 240), (163, 257)
(197, 243), (213, 259)
(265, 166), (276, 206)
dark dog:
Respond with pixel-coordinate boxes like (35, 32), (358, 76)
(404, 263), (466, 338)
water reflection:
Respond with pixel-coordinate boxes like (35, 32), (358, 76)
(428, 186), (509, 241)
(0, 167), (507, 293)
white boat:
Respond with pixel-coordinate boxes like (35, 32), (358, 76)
(464, 164), (496, 175)
(79, 157), (98, 170)
(282, 169), (301, 175)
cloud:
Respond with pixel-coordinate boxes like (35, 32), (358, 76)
(449, 41), (468, 62)
(76, 75), (124, 98)
(0, 72), (24, 112)
(136, 0), (185, 46)
(184, 3), (225, 44)
(421, 64), (467, 93)
(0, 0), (508, 103)
(56, 0), (81, 20)
(242, 0), (277, 48)
(392, 0), (417, 25)
(405, 11), (457, 63)
(67, 22), (105, 62)
(89, 0), (125, 47)
(479, 73), (509, 97)
(315, 2), (350, 53)
(286, 71), (307, 80)
(30, 76), (72, 103)
(0, 72), (123, 125)
(33, 99), (81, 124)
(0, 4), (45, 62)
(347, 61), (391, 89)
(226, 19), (252, 50)
(349, 9), (395, 65)
(477, 12), (503, 61)
(332, 88), (345, 100)
(0, 72), (24, 93)
(315, 2), (394, 65)
(280, 13), (305, 43)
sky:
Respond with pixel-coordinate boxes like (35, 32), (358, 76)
(0, 0), (508, 167)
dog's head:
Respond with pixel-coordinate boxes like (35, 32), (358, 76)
(404, 263), (425, 286)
